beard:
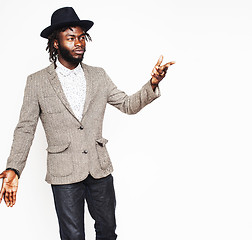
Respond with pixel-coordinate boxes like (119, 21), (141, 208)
(58, 44), (85, 64)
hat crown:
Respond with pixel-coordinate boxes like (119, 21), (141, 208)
(51, 7), (80, 25)
(40, 7), (94, 38)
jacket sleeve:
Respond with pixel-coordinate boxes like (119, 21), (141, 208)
(6, 75), (40, 177)
(105, 70), (161, 114)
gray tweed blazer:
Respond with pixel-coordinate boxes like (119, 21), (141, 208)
(6, 63), (160, 184)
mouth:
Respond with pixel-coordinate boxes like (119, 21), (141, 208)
(74, 48), (85, 55)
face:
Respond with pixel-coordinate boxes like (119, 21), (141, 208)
(54, 26), (86, 68)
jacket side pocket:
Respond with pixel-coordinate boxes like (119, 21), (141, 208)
(46, 142), (73, 177)
(95, 138), (112, 170)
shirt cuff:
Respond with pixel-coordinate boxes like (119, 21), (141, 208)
(154, 85), (160, 96)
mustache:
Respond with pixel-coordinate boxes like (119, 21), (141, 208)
(73, 47), (86, 52)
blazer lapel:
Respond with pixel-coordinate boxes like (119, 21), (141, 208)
(46, 64), (81, 123)
(81, 63), (93, 122)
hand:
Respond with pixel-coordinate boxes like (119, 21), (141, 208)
(0, 170), (18, 207)
(151, 55), (175, 89)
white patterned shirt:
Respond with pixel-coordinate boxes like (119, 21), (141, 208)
(56, 60), (86, 121)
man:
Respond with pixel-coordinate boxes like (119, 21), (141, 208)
(0, 7), (175, 240)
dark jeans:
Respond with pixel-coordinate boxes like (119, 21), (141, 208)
(51, 174), (117, 240)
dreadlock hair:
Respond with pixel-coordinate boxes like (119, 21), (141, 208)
(46, 26), (92, 67)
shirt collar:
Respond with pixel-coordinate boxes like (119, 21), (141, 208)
(56, 59), (83, 77)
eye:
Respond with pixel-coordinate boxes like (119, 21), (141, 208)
(67, 37), (75, 41)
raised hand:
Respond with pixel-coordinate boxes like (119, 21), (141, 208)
(0, 170), (18, 207)
(151, 55), (175, 87)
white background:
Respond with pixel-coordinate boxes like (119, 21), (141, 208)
(0, 0), (252, 239)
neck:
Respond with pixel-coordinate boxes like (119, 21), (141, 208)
(58, 56), (79, 70)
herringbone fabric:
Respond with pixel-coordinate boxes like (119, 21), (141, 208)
(6, 63), (160, 184)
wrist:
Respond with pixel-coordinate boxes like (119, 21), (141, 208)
(6, 168), (20, 179)
(150, 79), (158, 90)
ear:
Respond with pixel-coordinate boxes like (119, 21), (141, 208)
(54, 39), (59, 49)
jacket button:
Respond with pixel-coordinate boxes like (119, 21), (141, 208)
(79, 126), (84, 130)
(83, 150), (88, 154)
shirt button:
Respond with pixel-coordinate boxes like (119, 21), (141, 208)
(82, 150), (88, 154)
(79, 126), (84, 130)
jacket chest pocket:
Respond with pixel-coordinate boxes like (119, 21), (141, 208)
(41, 96), (63, 114)
(95, 138), (112, 170)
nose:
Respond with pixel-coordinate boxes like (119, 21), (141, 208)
(74, 37), (85, 48)
(75, 38), (81, 46)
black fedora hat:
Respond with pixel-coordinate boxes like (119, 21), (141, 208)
(40, 7), (94, 39)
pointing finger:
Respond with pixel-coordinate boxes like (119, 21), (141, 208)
(158, 61), (176, 72)
(163, 61), (176, 68)
(4, 192), (9, 207)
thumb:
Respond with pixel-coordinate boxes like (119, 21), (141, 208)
(0, 172), (6, 179)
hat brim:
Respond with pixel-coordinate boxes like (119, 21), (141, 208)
(40, 20), (94, 39)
